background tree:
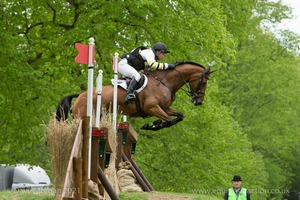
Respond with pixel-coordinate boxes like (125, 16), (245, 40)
(1, 0), (299, 199)
(216, 2), (300, 198)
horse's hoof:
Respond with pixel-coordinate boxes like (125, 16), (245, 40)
(141, 123), (149, 130)
(153, 119), (163, 125)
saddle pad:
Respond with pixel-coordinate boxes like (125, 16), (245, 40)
(111, 74), (148, 93)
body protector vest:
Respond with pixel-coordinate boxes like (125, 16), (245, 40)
(121, 46), (148, 70)
(228, 188), (247, 200)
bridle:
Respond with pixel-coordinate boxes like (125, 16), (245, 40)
(145, 67), (210, 101)
(189, 68), (210, 101)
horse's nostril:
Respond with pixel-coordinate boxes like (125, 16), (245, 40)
(195, 102), (202, 106)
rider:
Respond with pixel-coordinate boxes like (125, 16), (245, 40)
(118, 42), (175, 105)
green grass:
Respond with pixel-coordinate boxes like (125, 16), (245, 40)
(0, 190), (53, 200)
(0, 190), (222, 200)
(120, 191), (223, 200)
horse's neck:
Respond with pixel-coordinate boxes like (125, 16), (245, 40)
(150, 66), (194, 92)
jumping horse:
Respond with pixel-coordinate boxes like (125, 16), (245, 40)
(56, 61), (215, 131)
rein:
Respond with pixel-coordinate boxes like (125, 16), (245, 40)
(145, 66), (210, 101)
(191, 68), (210, 97)
(146, 72), (176, 101)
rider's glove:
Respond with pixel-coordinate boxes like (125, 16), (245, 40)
(168, 64), (175, 69)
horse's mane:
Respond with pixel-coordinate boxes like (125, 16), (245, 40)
(143, 61), (206, 77)
(175, 61), (206, 69)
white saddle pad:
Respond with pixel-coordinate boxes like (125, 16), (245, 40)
(111, 75), (148, 93)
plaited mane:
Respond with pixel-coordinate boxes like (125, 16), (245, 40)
(175, 61), (206, 69)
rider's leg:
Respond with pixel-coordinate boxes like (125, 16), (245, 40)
(118, 59), (141, 104)
(124, 77), (138, 104)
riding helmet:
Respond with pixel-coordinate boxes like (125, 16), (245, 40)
(152, 42), (170, 53)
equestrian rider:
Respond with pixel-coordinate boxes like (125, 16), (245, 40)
(118, 42), (175, 105)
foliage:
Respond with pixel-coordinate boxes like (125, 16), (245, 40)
(0, 0), (235, 165)
(1, 0), (300, 199)
(133, 87), (267, 199)
(216, 22), (300, 200)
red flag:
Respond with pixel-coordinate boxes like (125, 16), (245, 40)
(75, 43), (95, 64)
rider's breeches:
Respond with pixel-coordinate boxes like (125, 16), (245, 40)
(118, 58), (141, 82)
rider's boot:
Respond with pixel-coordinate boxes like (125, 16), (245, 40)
(124, 78), (138, 105)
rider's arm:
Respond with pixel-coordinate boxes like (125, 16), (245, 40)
(140, 49), (170, 70)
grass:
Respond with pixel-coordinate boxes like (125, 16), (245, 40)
(0, 190), (223, 200)
(120, 191), (223, 200)
(0, 190), (53, 200)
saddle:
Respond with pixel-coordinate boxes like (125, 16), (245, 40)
(111, 73), (148, 93)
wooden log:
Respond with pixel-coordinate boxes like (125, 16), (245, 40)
(97, 127), (109, 196)
(98, 127), (110, 169)
(62, 197), (74, 200)
(97, 165), (120, 200)
(126, 122), (138, 143)
(104, 127), (113, 154)
(129, 157), (154, 191)
(73, 157), (82, 200)
(122, 122), (138, 159)
(103, 127), (113, 170)
(82, 116), (90, 199)
(122, 153), (150, 192)
(116, 124), (126, 169)
(91, 127), (100, 184)
(61, 120), (83, 199)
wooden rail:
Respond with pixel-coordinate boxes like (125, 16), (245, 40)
(91, 126), (119, 200)
(60, 119), (152, 200)
(61, 116), (89, 199)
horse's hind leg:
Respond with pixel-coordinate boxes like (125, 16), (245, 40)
(140, 106), (184, 131)
(165, 107), (184, 118)
(140, 105), (171, 131)
(141, 117), (177, 131)
(153, 119), (163, 125)
(157, 108), (184, 128)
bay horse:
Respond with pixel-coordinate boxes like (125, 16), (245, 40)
(56, 61), (215, 131)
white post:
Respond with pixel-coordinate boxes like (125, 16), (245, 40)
(95, 70), (103, 128)
(87, 37), (95, 178)
(112, 53), (119, 134)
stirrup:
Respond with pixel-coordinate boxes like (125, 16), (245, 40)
(124, 93), (136, 105)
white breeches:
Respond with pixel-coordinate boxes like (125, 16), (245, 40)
(118, 58), (141, 81)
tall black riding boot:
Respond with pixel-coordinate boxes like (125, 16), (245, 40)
(124, 78), (138, 105)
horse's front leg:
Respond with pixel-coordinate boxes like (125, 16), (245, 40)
(141, 117), (172, 131)
(140, 106), (184, 131)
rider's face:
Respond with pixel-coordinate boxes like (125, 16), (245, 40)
(156, 51), (165, 60)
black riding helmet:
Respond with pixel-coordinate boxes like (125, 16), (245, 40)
(152, 42), (170, 53)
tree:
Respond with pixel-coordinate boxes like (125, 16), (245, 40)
(217, 26), (300, 200)
(2, 0), (300, 199)
(0, 0), (236, 165)
(134, 91), (268, 199)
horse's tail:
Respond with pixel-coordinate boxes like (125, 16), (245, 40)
(56, 94), (79, 121)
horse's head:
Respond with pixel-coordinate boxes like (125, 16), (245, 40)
(188, 67), (215, 106)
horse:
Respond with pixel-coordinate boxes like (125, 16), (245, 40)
(56, 61), (215, 131)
